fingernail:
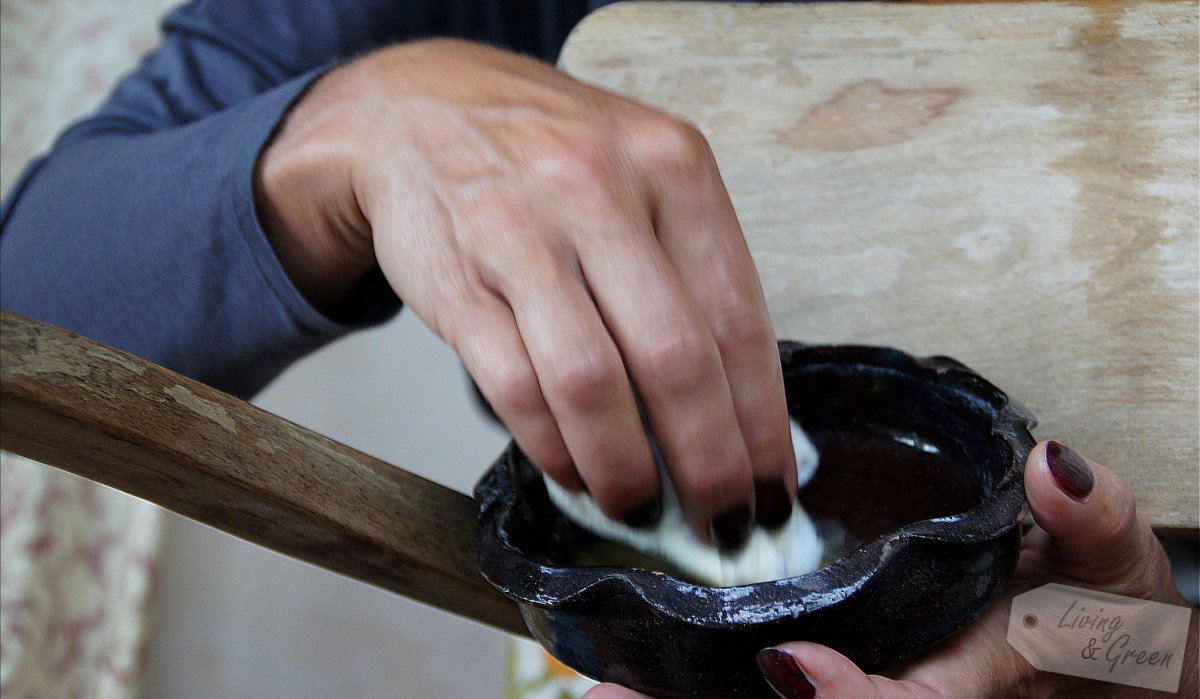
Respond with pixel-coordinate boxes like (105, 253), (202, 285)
(755, 479), (794, 529)
(622, 495), (663, 528)
(757, 648), (816, 699)
(710, 503), (753, 552)
(1046, 441), (1094, 501)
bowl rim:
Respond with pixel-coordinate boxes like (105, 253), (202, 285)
(475, 343), (1036, 628)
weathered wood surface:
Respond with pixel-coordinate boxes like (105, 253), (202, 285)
(0, 312), (527, 635)
(561, 1), (1198, 536)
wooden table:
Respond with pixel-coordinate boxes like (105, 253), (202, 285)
(560, 0), (1199, 537)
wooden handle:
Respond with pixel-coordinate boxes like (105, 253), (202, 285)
(0, 312), (527, 636)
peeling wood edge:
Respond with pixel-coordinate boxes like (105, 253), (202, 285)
(0, 312), (527, 637)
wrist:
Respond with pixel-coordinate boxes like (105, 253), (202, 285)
(254, 64), (376, 313)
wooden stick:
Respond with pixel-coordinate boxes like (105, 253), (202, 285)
(0, 312), (527, 636)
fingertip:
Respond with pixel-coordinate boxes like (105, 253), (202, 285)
(754, 478), (795, 529)
(618, 490), (665, 529)
(581, 684), (653, 699)
(1027, 441), (1084, 533)
(757, 646), (817, 699)
(581, 443), (664, 527)
(666, 441), (756, 548)
(727, 360), (802, 507)
(1044, 440), (1096, 500)
(709, 501), (754, 552)
(743, 420), (801, 529)
(765, 642), (851, 684)
(1025, 440), (1115, 527)
(1024, 439), (1146, 575)
(758, 642), (871, 699)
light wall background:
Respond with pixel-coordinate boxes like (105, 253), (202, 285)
(2, 0), (514, 695)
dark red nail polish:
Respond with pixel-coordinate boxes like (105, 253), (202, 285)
(757, 648), (816, 699)
(622, 495), (663, 528)
(755, 479), (794, 529)
(710, 503), (753, 552)
(1046, 441), (1094, 500)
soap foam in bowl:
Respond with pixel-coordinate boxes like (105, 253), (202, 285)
(475, 342), (1035, 699)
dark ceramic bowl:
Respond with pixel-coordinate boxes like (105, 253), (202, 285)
(475, 343), (1035, 699)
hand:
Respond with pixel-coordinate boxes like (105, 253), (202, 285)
(254, 39), (797, 545)
(584, 440), (1199, 698)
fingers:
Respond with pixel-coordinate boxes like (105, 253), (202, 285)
(581, 685), (656, 699)
(567, 202), (756, 546)
(451, 290), (583, 493)
(634, 116), (797, 528)
(758, 644), (941, 699)
(1023, 440), (1174, 599)
(560, 112), (793, 546)
(483, 241), (662, 524)
(486, 113), (777, 547)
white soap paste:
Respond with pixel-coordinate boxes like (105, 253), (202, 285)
(545, 420), (823, 586)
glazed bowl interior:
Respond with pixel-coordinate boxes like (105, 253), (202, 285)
(499, 346), (1016, 579)
(787, 349), (1011, 562)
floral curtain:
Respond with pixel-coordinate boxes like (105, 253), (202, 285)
(0, 454), (162, 697)
(1, 1), (179, 696)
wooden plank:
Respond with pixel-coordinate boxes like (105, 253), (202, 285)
(561, 1), (1198, 536)
(0, 312), (528, 635)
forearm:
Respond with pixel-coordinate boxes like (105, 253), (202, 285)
(1, 0), (597, 396)
(0, 72), (399, 398)
(0, 0), (415, 394)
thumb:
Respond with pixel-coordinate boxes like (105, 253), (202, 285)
(756, 643), (943, 698)
(581, 684), (654, 699)
(1023, 440), (1169, 598)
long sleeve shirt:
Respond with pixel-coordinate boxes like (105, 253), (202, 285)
(0, 0), (603, 397)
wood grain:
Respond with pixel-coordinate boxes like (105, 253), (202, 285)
(0, 312), (528, 635)
(561, 1), (1198, 536)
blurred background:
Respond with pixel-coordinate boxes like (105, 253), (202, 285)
(1, 0), (516, 695)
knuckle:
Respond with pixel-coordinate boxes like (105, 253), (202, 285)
(743, 418), (793, 465)
(535, 140), (615, 195)
(546, 353), (623, 411)
(467, 191), (538, 253)
(627, 115), (710, 179)
(464, 182), (526, 227)
(641, 331), (711, 395)
(483, 362), (543, 416)
(709, 304), (773, 355)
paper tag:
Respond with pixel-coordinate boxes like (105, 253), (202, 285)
(1007, 583), (1193, 693)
